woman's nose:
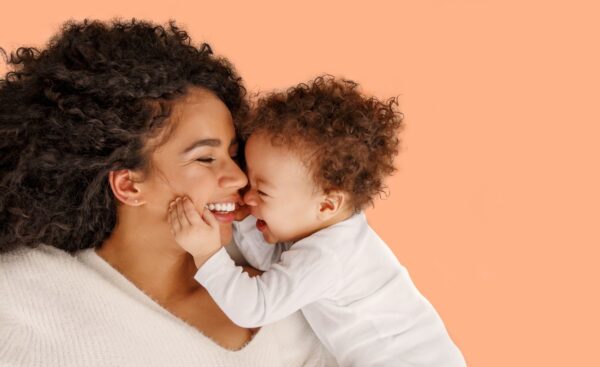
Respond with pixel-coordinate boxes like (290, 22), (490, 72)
(220, 158), (248, 190)
(243, 189), (258, 207)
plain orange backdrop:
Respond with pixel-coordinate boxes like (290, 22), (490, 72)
(2, 1), (599, 366)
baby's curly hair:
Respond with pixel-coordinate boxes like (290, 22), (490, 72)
(0, 19), (247, 253)
(241, 76), (403, 212)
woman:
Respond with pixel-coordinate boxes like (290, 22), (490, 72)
(0, 19), (336, 366)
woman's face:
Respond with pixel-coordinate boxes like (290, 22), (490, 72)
(139, 87), (247, 243)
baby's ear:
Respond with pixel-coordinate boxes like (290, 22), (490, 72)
(317, 190), (347, 221)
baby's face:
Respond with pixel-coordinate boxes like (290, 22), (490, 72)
(243, 132), (324, 244)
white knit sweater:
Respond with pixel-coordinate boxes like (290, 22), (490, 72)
(0, 245), (337, 366)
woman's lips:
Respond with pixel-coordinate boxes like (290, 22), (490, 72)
(211, 211), (235, 223)
(206, 197), (243, 224)
(256, 219), (267, 232)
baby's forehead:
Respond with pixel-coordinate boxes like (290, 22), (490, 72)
(246, 138), (315, 181)
(248, 145), (306, 175)
(246, 132), (303, 160)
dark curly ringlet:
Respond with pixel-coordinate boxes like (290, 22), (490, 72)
(240, 76), (404, 213)
(0, 19), (248, 253)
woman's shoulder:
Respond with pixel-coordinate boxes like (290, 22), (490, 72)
(0, 244), (82, 278)
(0, 245), (93, 309)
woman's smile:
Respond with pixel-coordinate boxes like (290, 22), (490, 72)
(205, 197), (245, 223)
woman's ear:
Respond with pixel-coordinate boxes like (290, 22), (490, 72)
(108, 169), (146, 206)
(317, 190), (347, 221)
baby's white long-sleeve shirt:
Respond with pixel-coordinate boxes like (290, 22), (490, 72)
(195, 213), (465, 367)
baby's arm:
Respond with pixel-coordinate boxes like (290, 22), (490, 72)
(169, 198), (339, 328)
(232, 216), (280, 271)
(194, 243), (340, 328)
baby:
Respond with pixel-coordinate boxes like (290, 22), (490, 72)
(169, 77), (465, 366)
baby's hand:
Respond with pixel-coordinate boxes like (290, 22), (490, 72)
(168, 197), (221, 268)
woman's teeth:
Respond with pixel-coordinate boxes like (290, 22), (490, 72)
(205, 202), (236, 212)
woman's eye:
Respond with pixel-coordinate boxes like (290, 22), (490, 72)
(257, 190), (268, 197)
(196, 157), (215, 163)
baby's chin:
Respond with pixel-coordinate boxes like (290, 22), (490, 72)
(260, 231), (280, 245)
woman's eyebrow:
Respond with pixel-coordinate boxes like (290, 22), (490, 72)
(181, 137), (238, 156)
(182, 139), (221, 154)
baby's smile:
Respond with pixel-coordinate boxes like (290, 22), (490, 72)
(256, 218), (268, 232)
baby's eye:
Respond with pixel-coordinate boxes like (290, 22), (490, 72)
(257, 190), (268, 197)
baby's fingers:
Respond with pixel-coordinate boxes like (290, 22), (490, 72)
(168, 202), (181, 233)
(175, 198), (190, 227)
(183, 197), (203, 225)
(202, 207), (219, 229)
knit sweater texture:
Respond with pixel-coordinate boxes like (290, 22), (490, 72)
(0, 245), (336, 366)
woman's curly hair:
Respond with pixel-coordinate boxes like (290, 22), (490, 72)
(240, 76), (403, 213)
(0, 19), (248, 253)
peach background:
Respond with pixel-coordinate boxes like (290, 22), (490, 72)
(2, 1), (598, 366)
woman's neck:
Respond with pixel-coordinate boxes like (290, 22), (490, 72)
(96, 213), (201, 305)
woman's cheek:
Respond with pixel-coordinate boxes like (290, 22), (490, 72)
(188, 173), (220, 206)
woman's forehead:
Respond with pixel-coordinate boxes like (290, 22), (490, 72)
(146, 91), (235, 160)
(167, 91), (234, 144)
